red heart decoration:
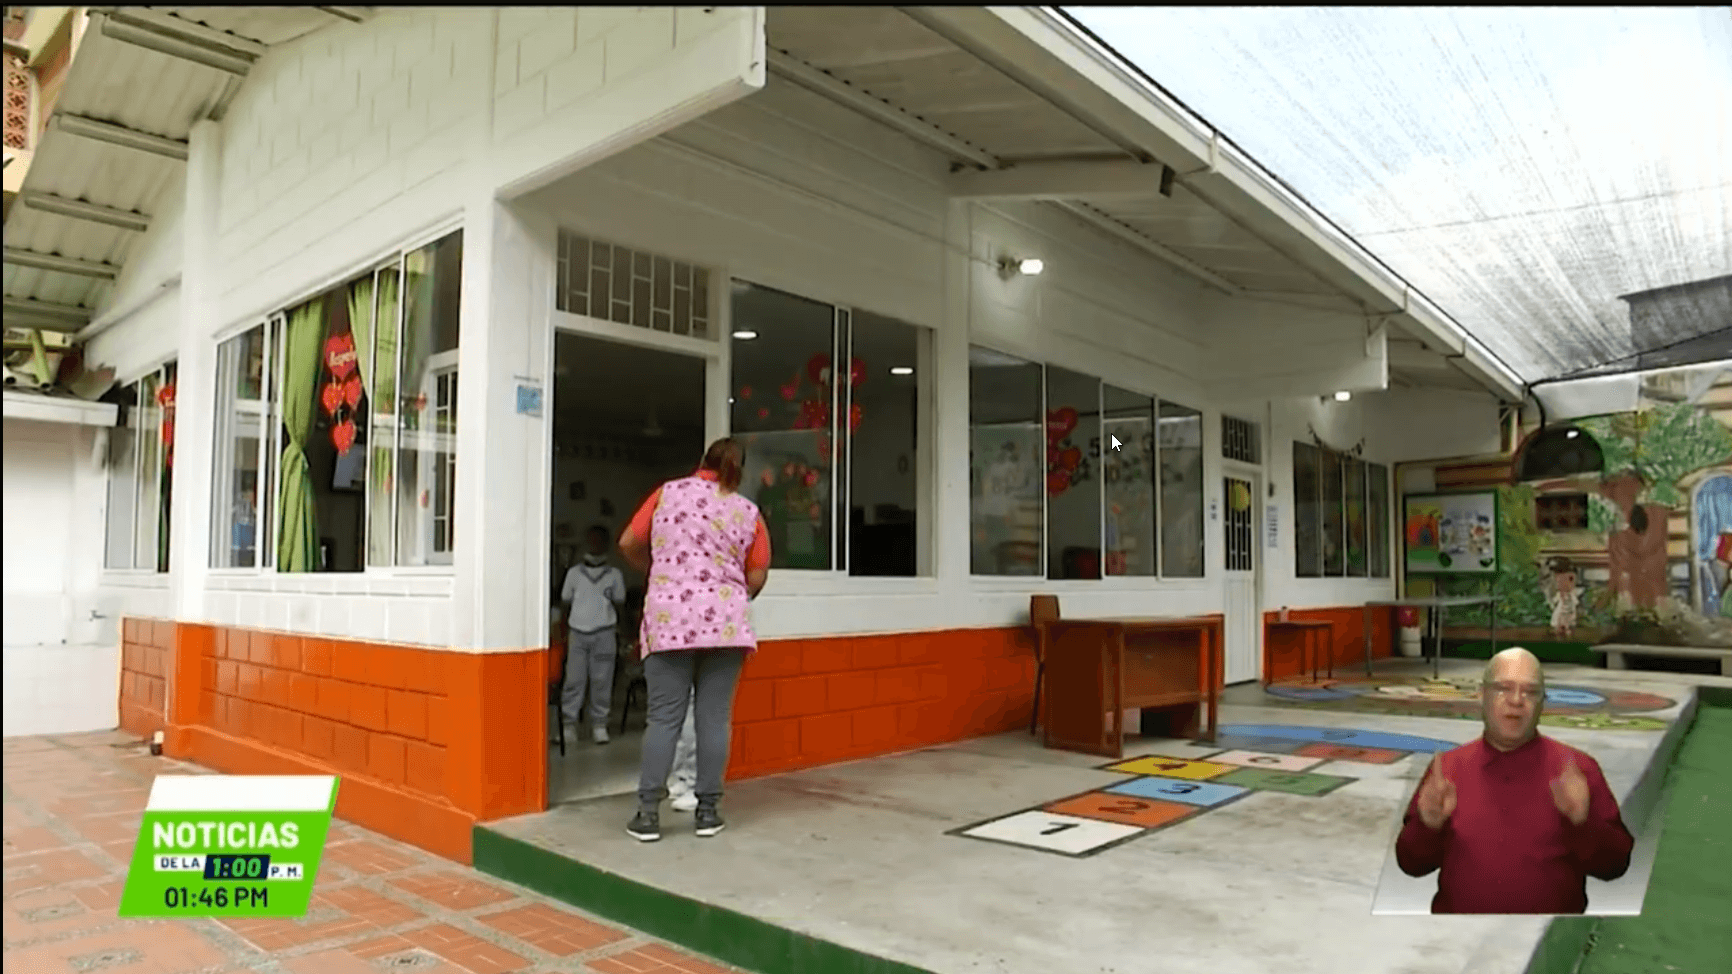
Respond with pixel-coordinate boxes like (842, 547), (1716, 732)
(331, 419), (356, 454)
(343, 374), (364, 408)
(1061, 447), (1082, 472)
(780, 382), (798, 402)
(321, 382), (343, 415)
(849, 357), (866, 387)
(324, 334), (357, 380)
(848, 403), (863, 432)
(805, 353), (831, 386)
(738, 385), (753, 400)
(1046, 407), (1078, 442)
(1047, 471), (1071, 497)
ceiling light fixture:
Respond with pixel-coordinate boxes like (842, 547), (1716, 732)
(1333, 390), (1352, 402)
(998, 256), (1044, 278)
(731, 330), (758, 340)
(890, 366), (914, 376)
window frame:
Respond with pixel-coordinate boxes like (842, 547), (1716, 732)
(205, 222), (465, 577)
(725, 279), (937, 583)
(1292, 441), (1392, 580)
(102, 357), (178, 576)
(966, 342), (1208, 585)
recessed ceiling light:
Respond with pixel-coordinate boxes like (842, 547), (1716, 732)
(890, 366), (914, 376)
(732, 330), (758, 340)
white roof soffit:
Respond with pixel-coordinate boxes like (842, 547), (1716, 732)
(910, 6), (1527, 403)
(3, 8), (353, 344)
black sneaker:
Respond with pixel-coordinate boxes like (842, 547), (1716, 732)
(694, 804), (725, 838)
(626, 810), (661, 842)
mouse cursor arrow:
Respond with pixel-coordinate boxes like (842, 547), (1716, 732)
(1110, 435), (1123, 451)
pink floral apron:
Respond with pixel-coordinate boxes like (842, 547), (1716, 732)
(639, 475), (761, 657)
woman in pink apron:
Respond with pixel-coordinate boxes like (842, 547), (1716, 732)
(618, 437), (771, 841)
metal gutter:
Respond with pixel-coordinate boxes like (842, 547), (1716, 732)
(76, 273), (181, 342)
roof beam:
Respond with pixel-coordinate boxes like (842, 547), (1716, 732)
(947, 159), (1168, 200)
(93, 10), (257, 76)
(19, 191), (152, 232)
(51, 113), (190, 161)
(316, 7), (374, 24)
(4, 297), (92, 333)
(4, 246), (120, 279)
(766, 48), (999, 169)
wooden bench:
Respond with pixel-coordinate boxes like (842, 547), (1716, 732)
(1592, 643), (1732, 676)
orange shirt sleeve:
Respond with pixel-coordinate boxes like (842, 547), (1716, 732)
(745, 516), (771, 574)
(624, 486), (663, 543)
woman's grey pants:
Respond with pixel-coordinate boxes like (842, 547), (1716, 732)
(637, 648), (747, 809)
(670, 695), (697, 795)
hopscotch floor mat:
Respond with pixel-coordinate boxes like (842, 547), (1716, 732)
(1260, 675), (1674, 731)
(949, 724), (1457, 859)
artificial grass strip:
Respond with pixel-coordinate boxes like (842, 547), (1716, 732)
(1574, 700), (1732, 974)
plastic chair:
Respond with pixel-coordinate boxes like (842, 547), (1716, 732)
(615, 638), (647, 735)
(1029, 594), (1060, 734)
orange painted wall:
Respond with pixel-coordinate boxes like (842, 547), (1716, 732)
(725, 627), (1038, 780)
(118, 619), (172, 739)
(119, 617), (545, 864)
(1262, 607), (1396, 682)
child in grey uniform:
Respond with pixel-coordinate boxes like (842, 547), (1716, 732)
(561, 526), (625, 744)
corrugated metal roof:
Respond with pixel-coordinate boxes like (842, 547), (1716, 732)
(3, 7), (347, 344)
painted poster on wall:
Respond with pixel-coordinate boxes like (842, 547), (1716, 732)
(1404, 491), (1499, 575)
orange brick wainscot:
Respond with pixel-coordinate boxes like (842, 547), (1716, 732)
(119, 621), (1044, 863)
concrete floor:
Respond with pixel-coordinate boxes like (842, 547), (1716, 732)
(492, 661), (1727, 974)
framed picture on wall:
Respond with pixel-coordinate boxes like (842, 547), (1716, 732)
(1404, 491), (1499, 575)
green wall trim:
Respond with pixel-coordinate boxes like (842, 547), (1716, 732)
(471, 826), (938, 974)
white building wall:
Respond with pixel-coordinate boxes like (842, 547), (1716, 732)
(526, 78), (1235, 638)
(3, 418), (130, 735)
(79, 6), (765, 652)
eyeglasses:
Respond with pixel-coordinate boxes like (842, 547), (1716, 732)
(1486, 682), (1543, 703)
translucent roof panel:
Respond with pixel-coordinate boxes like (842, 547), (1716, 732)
(1065, 7), (1732, 383)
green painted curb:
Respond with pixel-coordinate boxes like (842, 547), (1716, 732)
(472, 826), (938, 974)
(1524, 685), (1728, 974)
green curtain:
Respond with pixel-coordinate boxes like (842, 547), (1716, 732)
(348, 277), (375, 400)
(368, 271), (401, 565)
(276, 301), (327, 572)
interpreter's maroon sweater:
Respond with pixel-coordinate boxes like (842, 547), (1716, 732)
(1395, 734), (1634, 914)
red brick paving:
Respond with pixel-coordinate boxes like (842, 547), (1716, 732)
(4, 730), (758, 974)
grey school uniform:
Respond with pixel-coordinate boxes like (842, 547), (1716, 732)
(560, 557), (625, 728)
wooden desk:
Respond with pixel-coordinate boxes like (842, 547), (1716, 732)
(1266, 619), (1335, 684)
(1038, 615), (1222, 759)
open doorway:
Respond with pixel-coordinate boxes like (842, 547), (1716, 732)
(548, 331), (706, 805)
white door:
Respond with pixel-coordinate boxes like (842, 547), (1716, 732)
(1222, 472), (1262, 684)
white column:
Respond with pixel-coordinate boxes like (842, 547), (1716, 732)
(451, 188), (556, 652)
(168, 118), (222, 622)
(935, 200), (975, 594)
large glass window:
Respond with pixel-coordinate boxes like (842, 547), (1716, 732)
(207, 229), (464, 572)
(1046, 367), (1102, 579)
(1159, 399), (1204, 578)
(968, 347), (1044, 576)
(1103, 385), (1157, 577)
(1294, 442), (1391, 579)
(103, 363), (176, 572)
(729, 281), (928, 576)
(968, 346), (1203, 580)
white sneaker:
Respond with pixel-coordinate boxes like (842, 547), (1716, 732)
(669, 790), (698, 812)
(592, 726), (610, 745)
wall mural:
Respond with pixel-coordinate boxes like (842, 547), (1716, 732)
(1427, 366), (1732, 649)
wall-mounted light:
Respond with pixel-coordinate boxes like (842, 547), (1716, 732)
(998, 256), (1044, 278)
(1333, 390), (1352, 402)
(890, 366), (914, 376)
(731, 330), (758, 340)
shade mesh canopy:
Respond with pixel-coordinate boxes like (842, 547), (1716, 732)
(1067, 7), (1732, 383)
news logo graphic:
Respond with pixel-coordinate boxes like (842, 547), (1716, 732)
(118, 775), (339, 918)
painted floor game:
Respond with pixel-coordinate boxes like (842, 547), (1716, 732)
(950, 724), (1458, 858)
